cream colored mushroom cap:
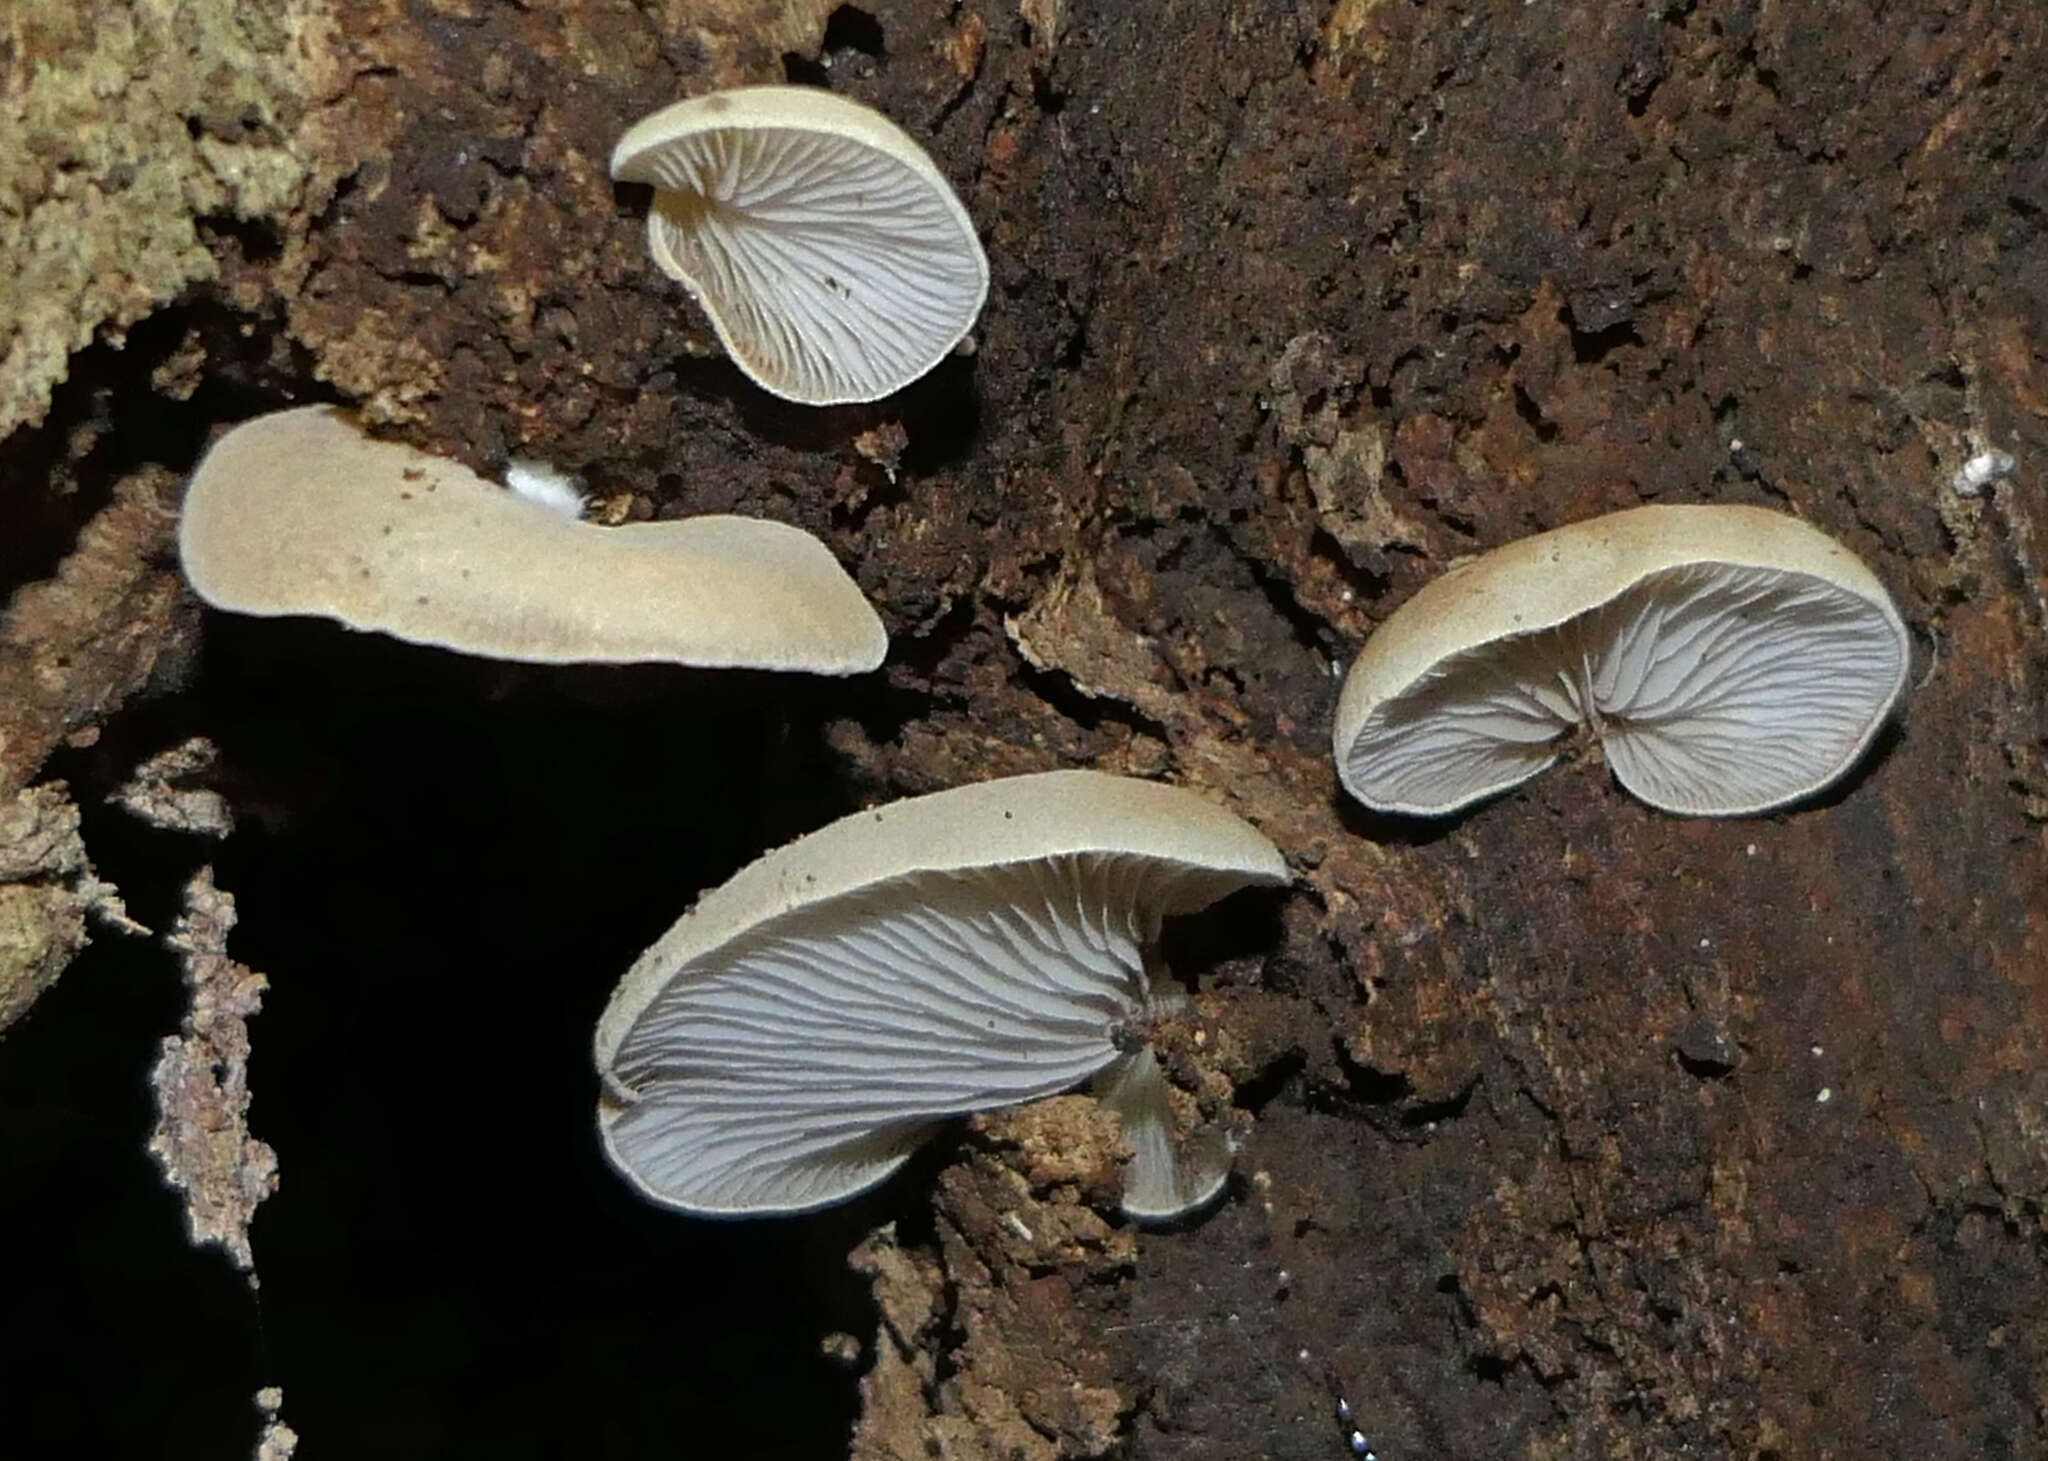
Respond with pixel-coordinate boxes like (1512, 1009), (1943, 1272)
(177, 406), (886, 673)
(594, 770), (1290, 1217)
(596, 769), (1288, 1067)
(611, 86), (989, 406)
(1332, 504), (1909, 817)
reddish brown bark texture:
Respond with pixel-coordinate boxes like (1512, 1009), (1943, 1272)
(5, 0), (2046, 1457)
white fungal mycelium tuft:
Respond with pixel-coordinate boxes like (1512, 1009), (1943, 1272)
(1951, 450), (2016, 497)
(503, 460), (586, 519)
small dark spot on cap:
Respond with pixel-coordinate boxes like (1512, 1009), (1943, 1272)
(1003, 810), (1013, 819)
(400, 491), (414, 500)
(704, 94), (731, 112)
(402, 468), (424, 481)
(415, 595), (430, 606)
(381, 525), (393, 535)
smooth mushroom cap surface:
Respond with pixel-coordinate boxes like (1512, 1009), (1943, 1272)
(594, 770), (1290, 1218)
(177, 405), (887, 672)
(611, 86), (989, 406)
(1332, 504), (1910, 817)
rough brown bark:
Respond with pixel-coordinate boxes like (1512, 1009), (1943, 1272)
(3, 0), (2044, 1457)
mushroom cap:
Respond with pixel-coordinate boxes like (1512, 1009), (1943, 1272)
(177, 406), (887, 673)
(594, 770), (1289, 1217)
(610, 86), (989, 406)
(1093, 1046), (1236, 1223)
(1332, 504), (1909, 817)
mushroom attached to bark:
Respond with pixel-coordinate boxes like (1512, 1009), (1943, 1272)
(593, 770), (1289, 1220)
(1332, 504), (1909, 817)
(611, 86), (989, 405)
(177, 406), (886, 673)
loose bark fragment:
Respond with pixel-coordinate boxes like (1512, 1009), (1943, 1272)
(113, 737), (234, 838)
(0, 470), (192, 801)
(148, 867), (278, 1278)
(0, 781), (142, 1034)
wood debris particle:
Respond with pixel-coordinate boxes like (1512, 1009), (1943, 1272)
(853, 421), (910, 482)
(1019, 0), (1059, 53)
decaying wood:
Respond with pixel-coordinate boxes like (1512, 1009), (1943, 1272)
(2, 0), (2044, 1456)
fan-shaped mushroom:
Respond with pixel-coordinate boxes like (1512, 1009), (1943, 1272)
(177, 406), (886, 673)
(1332, 504), (1909, 816)
(611, 86), (989, 405)
(594, 770), (1289, 1220)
